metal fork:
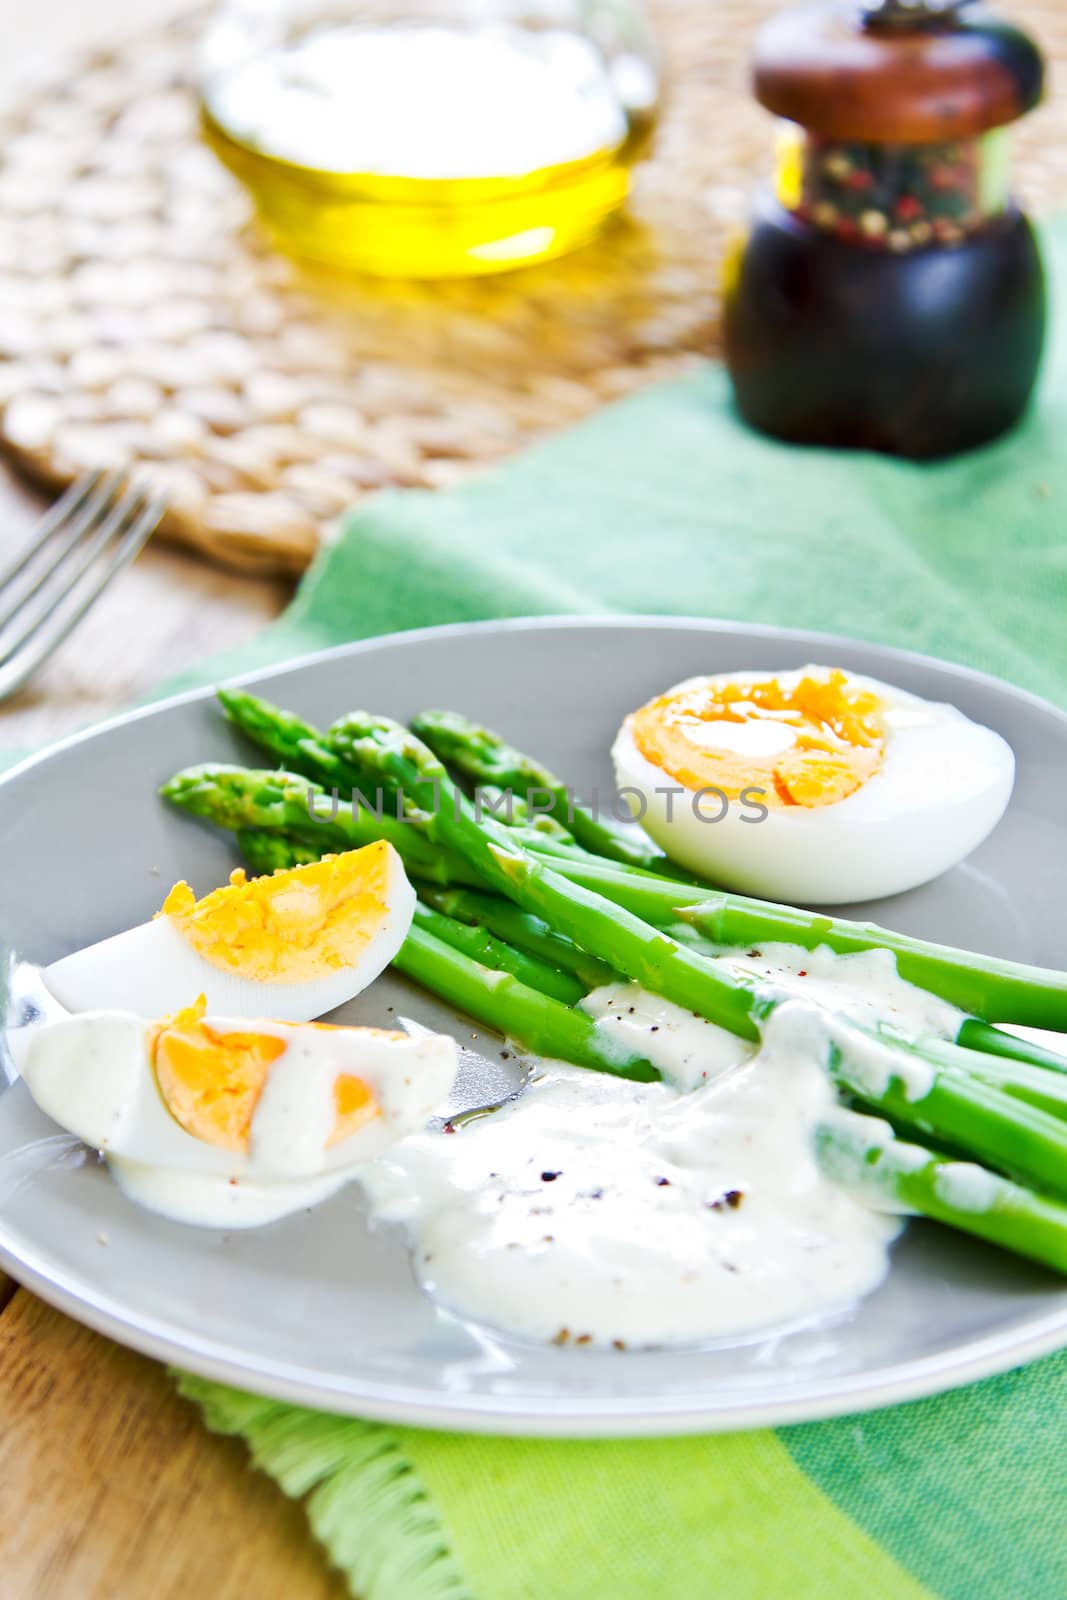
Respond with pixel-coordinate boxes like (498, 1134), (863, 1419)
(0, 471), (167, 702)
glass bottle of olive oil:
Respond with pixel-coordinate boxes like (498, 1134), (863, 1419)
(199, 0), (660, 277)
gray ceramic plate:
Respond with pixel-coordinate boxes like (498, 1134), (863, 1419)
(1, 617), (1066, 1437)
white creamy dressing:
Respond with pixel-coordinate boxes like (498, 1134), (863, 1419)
(711, 942), (962, 1041)
(360, 943), (962, 1347)
(585, 943), (961, 1095)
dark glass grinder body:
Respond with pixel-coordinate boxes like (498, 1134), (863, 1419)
(726, 199), (1045, 459)
(723, 3), (1047, 461)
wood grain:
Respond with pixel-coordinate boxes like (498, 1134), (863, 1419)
(0, 1293), (349, 1600)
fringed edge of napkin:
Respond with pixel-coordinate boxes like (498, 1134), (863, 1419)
(173, 1372), (475, 1600)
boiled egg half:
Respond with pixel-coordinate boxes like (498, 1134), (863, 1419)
(44, 840), (415, 1021)
(612, 666), (1014, 904)
(19, 999), (458, 1227)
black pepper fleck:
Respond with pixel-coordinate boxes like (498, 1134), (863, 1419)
(654, 1176), (670, 1187)
(541, 1170), (561, 1182)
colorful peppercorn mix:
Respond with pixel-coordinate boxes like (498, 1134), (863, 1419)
(774, 123), (1010, 252)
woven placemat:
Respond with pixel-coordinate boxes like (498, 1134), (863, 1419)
(0, 0), (1063, 574)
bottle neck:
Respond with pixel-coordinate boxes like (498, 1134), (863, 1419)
(774, 122), (1012, 250)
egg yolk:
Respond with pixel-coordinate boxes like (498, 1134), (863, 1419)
(151, 998), (384, 1154)
(159, 841), (395, 982)
(630, 670), (886, 809)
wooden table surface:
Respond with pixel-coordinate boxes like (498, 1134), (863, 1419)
(0, 468), (361, 1597)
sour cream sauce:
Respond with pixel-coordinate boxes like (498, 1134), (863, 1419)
(361, 944), (962, 1347)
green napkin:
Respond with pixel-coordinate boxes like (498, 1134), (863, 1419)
(17, 218), (1067, 1599)
(186, 223), (1067, 712)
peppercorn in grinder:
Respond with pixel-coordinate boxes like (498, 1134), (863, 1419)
(724, 0), (1045, 459)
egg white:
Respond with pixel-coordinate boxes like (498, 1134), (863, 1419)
(108, 1160), (353, 1229)
(19, 1010), (458, 1181)
(42, 851), (416, 1021)
(612, 669), (1015, 904)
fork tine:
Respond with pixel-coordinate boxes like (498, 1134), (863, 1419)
(0, 483), (157, 670)
(0, 491), (166, 702)
(0, 482), (153, 659)
(0, 469), (128, 630)
(0, 470), (116, 593)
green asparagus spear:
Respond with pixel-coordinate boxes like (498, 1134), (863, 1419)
(956, 1018), (1067, 1075)
(328, 713), (764, 1042)
(872, 1028), (1067, 1123)
(235, 828), (320, 873)
(410, 708), (679, 873)
(193, 753), (1067, 1079)
(215, 696), (1067, 1035)
(160, 764), (478, 887)
(211, 820), (1067, 1126)
(229, 808), (1067, 1065)
(828, 1024), (1067, 1201)
(392, 924), (660, 1081)
(218, 687), (429, 823)
(815, 1110), (1067, 1275)
(944, 1055), (1067, 1124)
(657, 918), (1067, 1079)
(474, 784), (573, 839)
(411, 902), (584, 1007)
(221, 687), (582, 843)
(219, 687), (356, 783)
(223, 693), (1067, 1037)
(542, 854), (1067, 1034)
(682, 896), (1067, 1034)
(420, 886), (618, 991)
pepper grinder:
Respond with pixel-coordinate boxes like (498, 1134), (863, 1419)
(724, 0), (1046, 459)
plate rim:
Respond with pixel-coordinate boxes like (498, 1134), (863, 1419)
(3, 612), (1066, 1437)
(2, 1226), (1065, 1436)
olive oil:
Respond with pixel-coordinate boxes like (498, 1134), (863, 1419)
(200, 24), (657, 277)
